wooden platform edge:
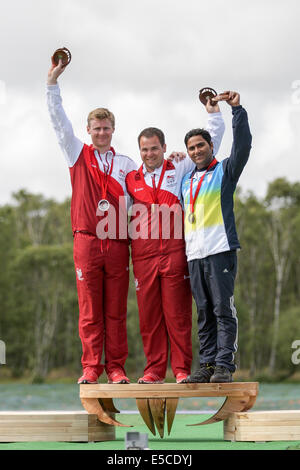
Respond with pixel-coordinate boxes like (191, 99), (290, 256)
(224, 410), (300, 442)
(79, 382), (259, 399)
(0, 411), (116, 442)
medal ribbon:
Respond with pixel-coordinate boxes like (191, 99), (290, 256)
(96, 148), (115, 201)
(139, 159), (168, 205)
(85, 147), (115, 253)
(189, 158), (218, 215)
(85, 146), (115, 201)
(138, 160), (168, 247)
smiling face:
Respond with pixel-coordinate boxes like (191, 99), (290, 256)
(139, 135), (166, 172)
(186, 135), (214, 170)
(87, 118), (114, 153)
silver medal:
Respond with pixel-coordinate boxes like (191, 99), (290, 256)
(98, 199), (110, 212)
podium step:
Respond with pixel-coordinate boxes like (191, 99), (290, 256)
(224, 410), (300, 441)
(0, 411), (115, 442)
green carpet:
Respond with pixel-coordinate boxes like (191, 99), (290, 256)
(0, 414), (299, 451)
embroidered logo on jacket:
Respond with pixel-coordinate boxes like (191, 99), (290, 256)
(166, 174), (176, 185)
(119, 169), (126, 180)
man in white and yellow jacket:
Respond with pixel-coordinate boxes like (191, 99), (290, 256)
(181, 91), (252, 383)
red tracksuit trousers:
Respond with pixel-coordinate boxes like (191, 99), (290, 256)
(132, 249), (193, 378)
(73, 232), (129, 377)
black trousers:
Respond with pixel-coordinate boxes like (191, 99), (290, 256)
(188, 250), (238, 373)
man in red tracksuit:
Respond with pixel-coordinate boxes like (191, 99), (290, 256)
(126, 107), (224, 384)
(47, 58), (137, 385)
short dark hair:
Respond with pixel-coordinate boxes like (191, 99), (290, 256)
(184, 128), (212, 148)
(138, 127), (165, 147)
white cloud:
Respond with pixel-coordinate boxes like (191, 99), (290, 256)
(1, 0), (300, 204)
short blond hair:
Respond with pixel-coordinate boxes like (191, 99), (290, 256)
(87, 108), (115, 128)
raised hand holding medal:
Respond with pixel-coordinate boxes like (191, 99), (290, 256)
(199, 87), (235, 108)
(48, 47), (72, 86)
(198, 87), (234, 114)
(199, 87), (218, 106)
(52, 47), (72, 67)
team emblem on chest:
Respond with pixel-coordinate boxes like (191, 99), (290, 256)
(119, 169), (126, 180)
(166, 173), (176, 186)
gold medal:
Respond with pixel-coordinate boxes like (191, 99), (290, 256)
(188, 213), (196, 224)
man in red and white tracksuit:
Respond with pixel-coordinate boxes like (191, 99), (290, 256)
(47, 58), (137, 384)
(125, 106), (224, 384)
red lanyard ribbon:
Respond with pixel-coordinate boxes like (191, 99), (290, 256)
(189, 158), (218, 214)
(96, 148), (114, 200)
(86, 146), (115, 199)
(84, 146), (116, 254)
(139, 160), (167, 247)
(139, 159), (168, 205)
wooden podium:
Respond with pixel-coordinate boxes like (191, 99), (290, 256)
(1, 383), (300, 442)
(80, 382), (259, 438)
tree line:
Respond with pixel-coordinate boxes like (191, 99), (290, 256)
(0, 178), (300, 383)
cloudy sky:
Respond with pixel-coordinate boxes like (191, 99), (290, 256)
(0, 0), (300, 205)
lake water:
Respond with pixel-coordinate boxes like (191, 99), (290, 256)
(0, 383), (299, 413)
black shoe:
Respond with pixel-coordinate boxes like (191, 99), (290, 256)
(186, 363), (215, 383)
(210, 366), (232, 383)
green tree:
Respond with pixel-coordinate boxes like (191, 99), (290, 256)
(235, 191), (273, 375)
(265, 178), (300, 374)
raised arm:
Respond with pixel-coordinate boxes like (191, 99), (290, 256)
(167, 97), (225, 174)
(202, 96), (224, 157)
(47, 59), (83, 167)
(215, 91), (252, 181)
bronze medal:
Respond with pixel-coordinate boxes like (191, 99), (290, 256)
(199, 87), (217, 106)
(52, 47), (72, 66)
